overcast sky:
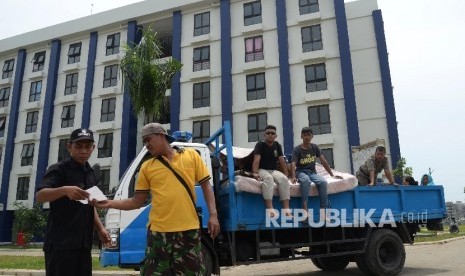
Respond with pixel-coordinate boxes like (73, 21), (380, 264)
(1, 0), (464, 202)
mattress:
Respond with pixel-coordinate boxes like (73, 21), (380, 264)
(223, 163), (357, 197)
(214, 143), (357, 196)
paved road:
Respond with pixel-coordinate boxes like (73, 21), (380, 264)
(221, 237), (465, 276)
(1, 237), (464, 275)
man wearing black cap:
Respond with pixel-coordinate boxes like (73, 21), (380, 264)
(36, 128), (110, 276)
(290, 127), (337, 221)
(95, 123), (220, 275)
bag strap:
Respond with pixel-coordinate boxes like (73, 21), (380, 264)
(156, 155), (196, 209)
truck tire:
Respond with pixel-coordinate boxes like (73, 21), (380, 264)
(356, 255), (373, 275)
(315, 256), (349, 271)
(201, 244), (213, 276)
(310, 258), (323, 269)
(449, 225), (459, 234)
(364, 229), (405, 276)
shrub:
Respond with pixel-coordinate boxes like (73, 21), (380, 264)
(12, 202), (48, 244)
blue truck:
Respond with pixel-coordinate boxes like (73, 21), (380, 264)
(100, 121), (447, 275)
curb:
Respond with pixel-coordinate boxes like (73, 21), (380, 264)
(409, 235), (465, 246)
(0, 269), (139, 276)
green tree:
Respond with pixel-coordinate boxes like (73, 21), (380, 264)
(392, 157), (413, 179)
(12, 202), (48, 244)
(120, 26), (182, 119)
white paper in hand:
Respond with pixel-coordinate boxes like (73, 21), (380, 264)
(78, 186), (108, 204)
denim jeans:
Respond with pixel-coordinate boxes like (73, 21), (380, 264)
(296, 169), (328, 208)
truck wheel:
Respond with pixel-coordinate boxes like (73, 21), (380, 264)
(310, 258), (323, 269)
(201, 244), (212, 276)
(315, 256), (349, 271)
(364, 229), (405, 276)
(449, 225), (459, 234)
(356, 255), (374, 275)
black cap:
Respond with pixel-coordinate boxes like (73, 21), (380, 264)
(301, 127), (313, 134)
(70, 128), (94, 143)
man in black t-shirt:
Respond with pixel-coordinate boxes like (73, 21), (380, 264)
(36, 128), (110, 276)
(252, 125), (291, 217)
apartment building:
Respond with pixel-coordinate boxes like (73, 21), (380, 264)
(0, 0), (400, 241)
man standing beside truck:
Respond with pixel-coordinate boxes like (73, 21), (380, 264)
(95, 123), (220, 275)
(36, 128), (111, 276)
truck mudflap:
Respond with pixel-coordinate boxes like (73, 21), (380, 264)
(201, 236), (220, 275)
(100, 250), (120, 267)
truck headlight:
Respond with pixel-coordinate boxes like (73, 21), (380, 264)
(104, 228), (119, 249)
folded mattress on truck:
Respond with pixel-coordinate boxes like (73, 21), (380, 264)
(229, 164), (357, 196)
(216, 144), (357, 196)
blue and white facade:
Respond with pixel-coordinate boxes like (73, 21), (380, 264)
(0, 0), (400, 241)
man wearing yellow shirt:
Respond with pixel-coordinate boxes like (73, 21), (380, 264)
(95, 123), (220, 275)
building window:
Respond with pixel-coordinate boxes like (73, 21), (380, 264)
(98, 133), (113, 158)
(319, 148), (334, 168)
(0, 116), (6, 137)
(159, 36), (173, 58)
(194, 12), (210, 36)
(32, 51), (46, 72)
(193, 46), (210, 72)
(61, 105), (75, 128)
(299, 0), (319, 15)
(305, 63), (327, 92)
(308, 105), (331, 135)
(248, 112), (267, 142)
(67, 42), (82, 64)
(103, 65), (118, 88)
(244, 0), (262, 26)
(193, 82), (210, 108)
(29, 80), (42, 102)
(101, 98), (116, 122)
(25, 111), (39, 133)
(21, 143), (35, 166)
(0, 87), (10, 108)
(245, 36), (263, 62)
(106, 33), (120, 56)
(2, 59), (14, 79)
(58, 138), (70, 162)
(99, 169), (111, 195)
(64, 73), (78, 95)
(302, 25), (322, 52)
(16, 177), (30, 200)
(246, 72), (266, 101)
(193, 120), (210, 143)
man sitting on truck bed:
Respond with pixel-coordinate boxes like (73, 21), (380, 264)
(290, 127), (337, 220)
(356, 146), (396, 186)
(252, 124), (292, 217)
(95, 123), (220, 275)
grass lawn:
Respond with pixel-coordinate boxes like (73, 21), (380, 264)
(414, 224), (465, 243)
(0, 256), (127, 271)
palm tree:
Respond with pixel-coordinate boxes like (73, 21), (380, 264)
(120, 26), (182, 120)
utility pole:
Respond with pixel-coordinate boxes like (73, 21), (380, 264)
(428, 167), (434, 175)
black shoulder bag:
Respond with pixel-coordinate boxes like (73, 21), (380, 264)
(156, 156), (203, 228)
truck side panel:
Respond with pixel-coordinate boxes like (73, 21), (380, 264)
(219, 185), (446, 231)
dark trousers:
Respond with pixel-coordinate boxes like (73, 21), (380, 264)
(45, 248), (92, 276)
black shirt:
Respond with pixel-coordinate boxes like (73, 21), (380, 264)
(292, 143), (321, 173)
(37, 158), (97, 251)
(253, 141), (284, 170)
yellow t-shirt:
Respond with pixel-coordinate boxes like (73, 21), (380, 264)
(136, 148), (211, 232)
